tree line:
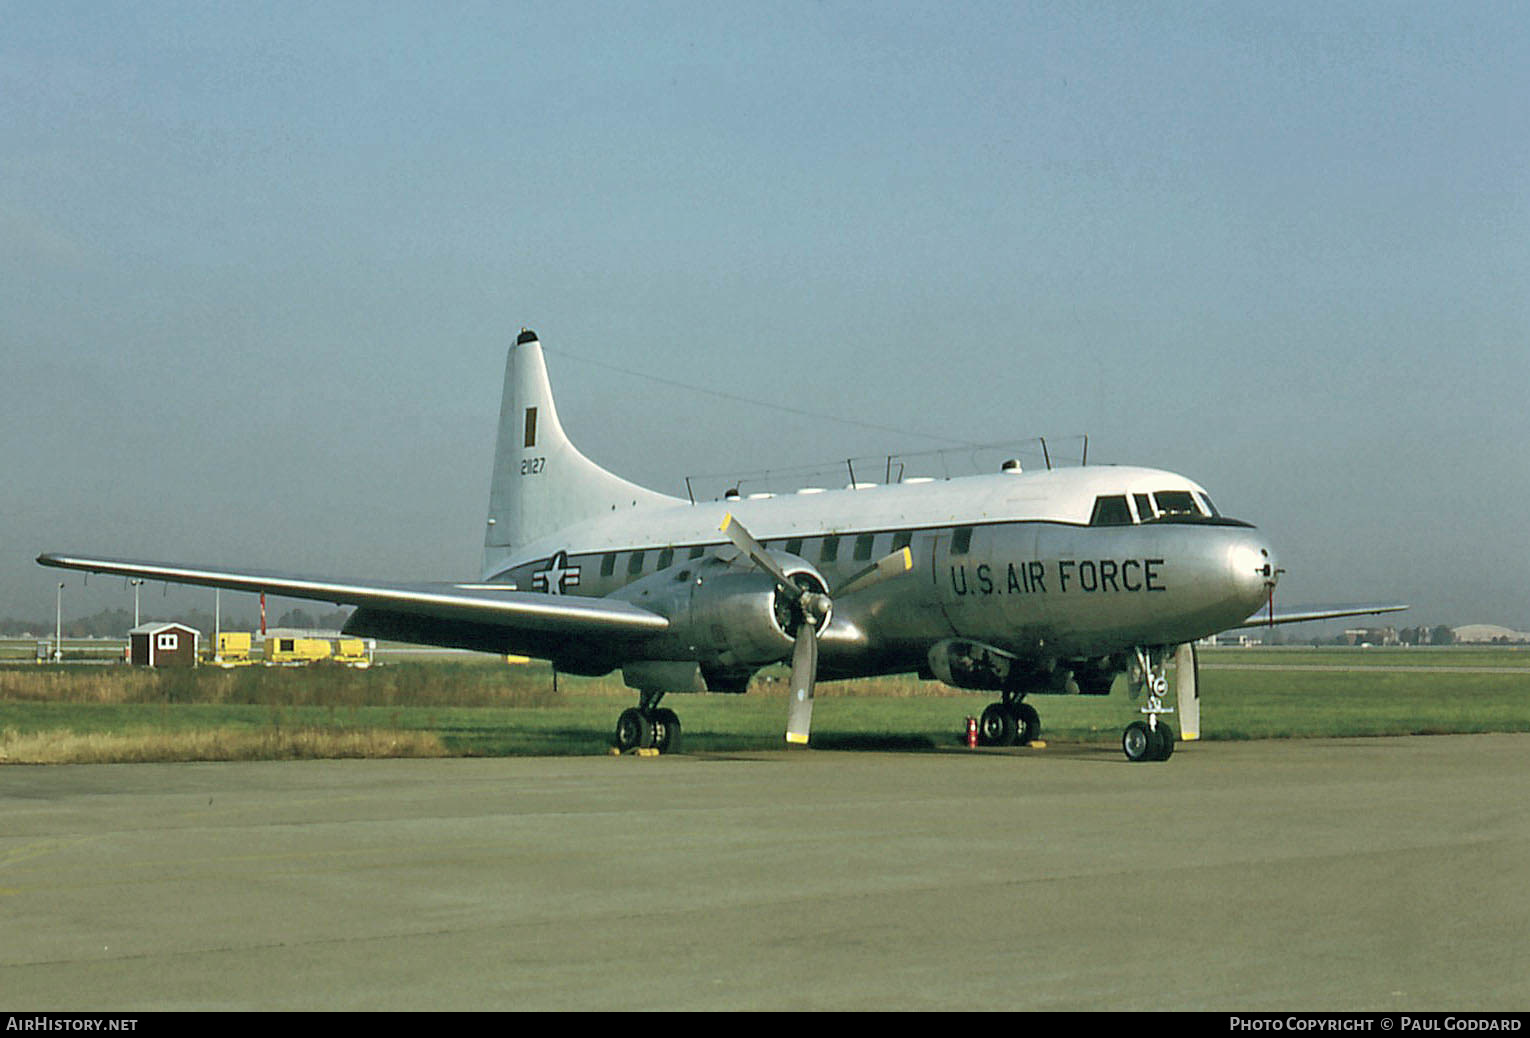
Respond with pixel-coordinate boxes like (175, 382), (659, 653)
(1, 606), (354, 638)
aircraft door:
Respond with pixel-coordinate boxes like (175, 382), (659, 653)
(932, 525), (998, 640)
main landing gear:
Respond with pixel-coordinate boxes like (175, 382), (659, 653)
(1123, 647), (1176, 762)
(977, 694), (1041, 747)
(613, 690), (682, 754)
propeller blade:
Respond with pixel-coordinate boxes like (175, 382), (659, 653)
(835, 546), (913, 598)
(718, 512), (826, 746)
(785, 623), (818, 746)
(718, 513), (801, 600)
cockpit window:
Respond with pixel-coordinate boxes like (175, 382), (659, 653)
(1152, 490), (1200, 517)
(1090, 495), (1133, 526)
(1196, 492), (1221, 518)
(1132, 493), (1154, 522)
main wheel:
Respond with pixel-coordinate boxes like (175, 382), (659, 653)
(651, 708), (682, 754)
(615, 708), (653, 752)
(979, 703), (1017, 746)
(1015, 702), (1041, 746)
(1122, 721), (1154, 762)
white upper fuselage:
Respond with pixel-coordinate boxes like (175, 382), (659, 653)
(492, 464), (1215, 573)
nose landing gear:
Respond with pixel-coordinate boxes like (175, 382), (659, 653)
(1123, 646), (1176, 762)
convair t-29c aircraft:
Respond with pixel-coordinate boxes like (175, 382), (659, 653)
(39, 330), (1404, 761)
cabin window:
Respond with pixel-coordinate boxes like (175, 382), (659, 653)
(785, 538), (803, 556)
(892, 530), (913, 552)
(657, 547), (675, 570)
(820, 537), (840, 563)
(950, 527), (973, 555)
(1133, 494), (1154, 522)
(689, 545), (705, 560)
(1153, 490), (1199, 516)
(1090, 495), (1133, 527)
(853, 534), (875, 561)
(600, 553), (616, 577)
(627, 551), (645, 576)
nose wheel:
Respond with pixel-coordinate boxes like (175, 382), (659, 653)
(1122, 719), (1175, 761)
(1124, 646), (1176, 762)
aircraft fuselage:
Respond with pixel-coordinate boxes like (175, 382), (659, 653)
(489, 464), (1276, 685)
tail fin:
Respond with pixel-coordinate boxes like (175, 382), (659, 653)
(483, 330), (681, 577)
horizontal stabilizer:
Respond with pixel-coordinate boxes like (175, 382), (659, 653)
(36, 553), (668, 638)
(1234, 602), (1408, 629)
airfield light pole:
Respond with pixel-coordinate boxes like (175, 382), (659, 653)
(131, 579), (143, 627)
(55, 582), (65, 662)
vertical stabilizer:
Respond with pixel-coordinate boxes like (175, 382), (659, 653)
(483, 330), (681, 577)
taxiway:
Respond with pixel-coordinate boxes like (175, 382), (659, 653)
(3, 734), (1527, 1010)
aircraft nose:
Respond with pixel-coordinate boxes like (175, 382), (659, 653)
(1226, 533), (1279, 603)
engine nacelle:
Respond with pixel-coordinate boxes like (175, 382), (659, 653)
(927, 639), (1016, 691)
(614, 553), (829, 672)
(1069, 655), (1125, 695)
(928, 639), (1088, 695)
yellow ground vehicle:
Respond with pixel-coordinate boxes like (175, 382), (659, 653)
(333, 638), (372, 668)
(209, 631), (257, 668)
(265, 636), (333, 665)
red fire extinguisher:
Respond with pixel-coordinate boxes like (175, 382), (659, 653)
(965, 716), (978, 749)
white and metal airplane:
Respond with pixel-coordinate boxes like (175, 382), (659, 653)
(39, 329), (1405, 761)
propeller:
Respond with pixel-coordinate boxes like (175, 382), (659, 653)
(718, 513), (912, 745)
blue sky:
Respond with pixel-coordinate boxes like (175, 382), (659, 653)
(2, 2), (1526, 629)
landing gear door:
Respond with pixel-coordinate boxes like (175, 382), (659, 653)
(1175, 642), (1200, 740)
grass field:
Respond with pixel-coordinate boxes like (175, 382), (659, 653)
(2, 647), (1527, 763)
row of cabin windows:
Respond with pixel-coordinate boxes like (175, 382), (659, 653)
(1090, 490), (1220, 527)
(563, 491), (1224, 586)
(599, 544), (707, 578)
(590, 530), (921, 581)
(581, 499), (1218, 581)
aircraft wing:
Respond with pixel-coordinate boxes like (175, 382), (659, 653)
(35, 552), (669, 647)
(1233, 602), (1409, 629)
